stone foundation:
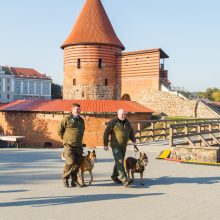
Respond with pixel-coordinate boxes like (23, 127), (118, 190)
(63, 85), (116, 100)
(170, 146), (220, 163)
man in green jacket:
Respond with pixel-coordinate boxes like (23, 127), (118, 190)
(103, 109), (136, 187)
(58, 103), (85, 188)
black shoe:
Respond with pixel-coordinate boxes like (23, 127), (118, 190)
(63, 179), (69, 188)
(122, 179), (132, 187)
(71, 180), (85, 188)
(111, 176), (122, 184)
(71, 181), (77, 187)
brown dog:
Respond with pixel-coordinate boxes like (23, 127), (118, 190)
(124, 152), (148, 185)
(78, 150), (96, 186)
(61, 150), (96, 186)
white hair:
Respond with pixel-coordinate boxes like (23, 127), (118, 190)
(117, 109), (126, 114)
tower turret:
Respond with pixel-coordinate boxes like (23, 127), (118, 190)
(61, 0), (125, 100)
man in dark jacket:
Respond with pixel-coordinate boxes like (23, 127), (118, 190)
(58, 103), (85, 187)
(103, 109), (136, 187)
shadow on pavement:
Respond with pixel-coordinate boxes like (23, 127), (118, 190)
(0, 193), (164, 207)
(0, 190), (29, 193)
(145, 176), (220, 186)
(0, 150), (61, 165)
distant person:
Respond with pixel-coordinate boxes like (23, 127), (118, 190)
(58, 103), (85, 188)
(103, 109), (136, 187)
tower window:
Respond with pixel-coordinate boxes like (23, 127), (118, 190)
(77, 58), (81, 69)
(73, 79), (76, 85)
(105, 79), (108, 86)
(98, 58), (102, 69)
(82, 91), (84, 97)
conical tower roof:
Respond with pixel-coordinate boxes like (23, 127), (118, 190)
(61, 0), (125, 50)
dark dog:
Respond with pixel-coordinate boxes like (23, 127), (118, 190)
(78, 150), (96, 186)
(124, 152), (148, 185)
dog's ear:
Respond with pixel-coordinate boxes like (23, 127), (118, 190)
(88, 151), (91, 155)
(140, 152), (142, 157)
(93, 150), (96, 153)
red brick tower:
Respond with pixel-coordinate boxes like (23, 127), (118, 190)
(61, 0), (125, 100)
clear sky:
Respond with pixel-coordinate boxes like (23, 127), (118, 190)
(0, 0), (219, 92)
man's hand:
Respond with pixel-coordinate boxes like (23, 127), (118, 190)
(104, 146), (109, 151)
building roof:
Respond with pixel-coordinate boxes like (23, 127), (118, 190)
(122, 48), (169, 59)
(0, 103), (6, 108)
(10, 67), (51, 80)
(61, 0), (125, 50)
(0, 100), (154, 114)
(160, 78), (172, 86)
(1, 66), (13, 75)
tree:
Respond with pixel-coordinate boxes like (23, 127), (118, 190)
(51, 83), (63, 99)
(212, 91), (220, 102)
(197, 87), (220, 101)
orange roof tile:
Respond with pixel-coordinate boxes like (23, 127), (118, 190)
(61, 0), (125, 50)
(0, 100), (154, 113)
(10, 67), (51, 80)
(0, 103), (7, 107)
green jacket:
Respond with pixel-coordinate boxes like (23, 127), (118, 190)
(103, 118), (136, 147)
(58, 114), (85, 148)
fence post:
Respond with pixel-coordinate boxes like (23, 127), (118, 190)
(169, 126), (174, 147)
(165, 121), (168, 139)
(152, 122), (155, 141)
(138, 123), (141, 143)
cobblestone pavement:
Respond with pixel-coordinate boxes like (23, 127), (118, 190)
(0, 141), (220, 220)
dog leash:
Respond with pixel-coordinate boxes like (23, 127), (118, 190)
(133, 144), (139, 159)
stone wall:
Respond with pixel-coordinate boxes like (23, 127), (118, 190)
(63, 85), (116, 100)
(137, 89), (220, 118)
(0, 112), (151, 148)
(170, 146), (220, 163)
(196, 101), (220, 118)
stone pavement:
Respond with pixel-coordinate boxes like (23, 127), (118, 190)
(0, 141), (220, 220)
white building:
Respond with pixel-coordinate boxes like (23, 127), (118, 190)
(0, 66), (52, 103)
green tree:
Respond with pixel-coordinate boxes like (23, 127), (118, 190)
(212, 91), (220, 102)
(51, 83), (63, 99)
(197, 87), (220, 101)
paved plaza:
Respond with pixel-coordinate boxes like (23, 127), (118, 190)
(0, 141), (220, 220)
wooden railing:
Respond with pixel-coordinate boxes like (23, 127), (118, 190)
(130, 118), (220, 143)
(169, 121), (220, 147)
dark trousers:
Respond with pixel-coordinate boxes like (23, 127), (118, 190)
(63, 144), (83, 181)
(111, 146), (127, 183)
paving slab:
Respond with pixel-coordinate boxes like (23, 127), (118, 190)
(0, 141), (220, 220)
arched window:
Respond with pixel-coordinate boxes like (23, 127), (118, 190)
(105, 79), (108, 86)
(121, 94), (131, 101)
(82, 91), (84, 98)
(73, 79), (76, 85)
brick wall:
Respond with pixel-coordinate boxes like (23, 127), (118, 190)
(117, 50), (161, 100)
(63, 45), (121, 100)
(0, 112), (151, 148)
